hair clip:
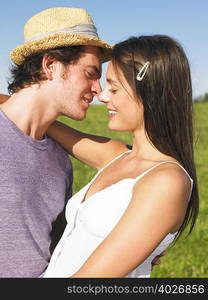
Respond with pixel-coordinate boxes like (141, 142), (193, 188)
(136, 62), (150, 81)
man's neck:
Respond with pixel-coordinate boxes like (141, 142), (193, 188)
(0, 87), (58, 140)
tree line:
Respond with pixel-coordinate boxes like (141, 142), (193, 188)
(194, 93), (208, 102)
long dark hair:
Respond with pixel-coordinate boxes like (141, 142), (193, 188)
(8, 46), (84, 94)
(111, 35), (199, 239)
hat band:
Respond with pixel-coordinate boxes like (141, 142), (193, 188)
(26, 23), (99, 42)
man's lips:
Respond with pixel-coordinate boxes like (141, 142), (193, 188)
(82, 97), (93, 104)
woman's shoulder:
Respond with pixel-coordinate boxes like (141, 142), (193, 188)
(133, 160), (192, 201)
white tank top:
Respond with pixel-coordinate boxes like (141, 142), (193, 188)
(44, 151), (193, 278)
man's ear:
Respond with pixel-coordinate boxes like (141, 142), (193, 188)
(42, 55), (56, 80)
(0, 94), (10, 104)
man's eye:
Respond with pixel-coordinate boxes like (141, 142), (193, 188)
(86, 72), (95, 79)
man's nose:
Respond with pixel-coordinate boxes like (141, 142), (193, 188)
(92, 79), (102, 96)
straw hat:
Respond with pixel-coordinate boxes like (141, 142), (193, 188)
(10, 7), (112, 65)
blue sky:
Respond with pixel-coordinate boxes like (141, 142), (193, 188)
(0, 0), (207, 100)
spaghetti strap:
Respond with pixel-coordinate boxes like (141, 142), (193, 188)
(134, 160), (193, 183)
(134, 160), (193, 202)
(80, 150), (132, 203)
(99, 150), (131, 172)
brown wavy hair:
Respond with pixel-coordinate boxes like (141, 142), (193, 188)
(8, 46), (84, 94)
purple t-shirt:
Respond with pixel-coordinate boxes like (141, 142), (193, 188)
(0, 110), (73, 277)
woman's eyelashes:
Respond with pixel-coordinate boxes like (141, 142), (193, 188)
(109, 88), (118, 94)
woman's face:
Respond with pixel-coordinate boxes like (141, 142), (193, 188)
(98, 62), (144, 132)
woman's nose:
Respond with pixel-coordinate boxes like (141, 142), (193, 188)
(98, 88), (110, 103)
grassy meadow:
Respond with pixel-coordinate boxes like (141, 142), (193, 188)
(59, 101), (208, 278)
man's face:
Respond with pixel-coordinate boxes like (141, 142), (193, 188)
(51, 45), (102, 120)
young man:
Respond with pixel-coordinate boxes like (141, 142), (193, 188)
(0, 7), (112, 277)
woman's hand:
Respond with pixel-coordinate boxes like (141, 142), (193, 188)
(0, 94), (9, 104)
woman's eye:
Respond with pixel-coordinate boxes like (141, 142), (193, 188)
(109, 89), (117, 94)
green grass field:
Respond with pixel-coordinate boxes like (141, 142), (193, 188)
(59, 102), (208, 278)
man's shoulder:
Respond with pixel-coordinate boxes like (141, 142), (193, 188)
(47, 135), (67, 153)
(47, 135), (73, 170)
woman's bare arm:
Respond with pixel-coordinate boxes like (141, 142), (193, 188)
(47, 120), (130, 170)
(0, 94), (130, 169)
(0, 94), (9, 104)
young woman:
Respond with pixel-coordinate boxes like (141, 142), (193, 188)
(44, 34), (199, 277)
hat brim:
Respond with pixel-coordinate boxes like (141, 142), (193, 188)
(10, 33), (113, 65)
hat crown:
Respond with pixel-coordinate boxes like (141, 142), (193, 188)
(11, 7), (112, 65)
(24, 7), (94, 42)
